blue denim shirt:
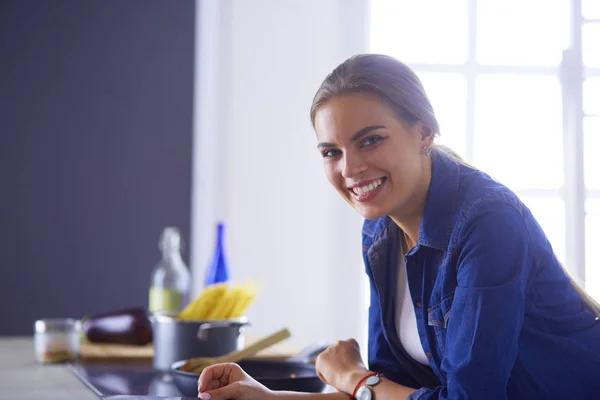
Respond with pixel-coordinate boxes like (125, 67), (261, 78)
(363, 149), (600, 399)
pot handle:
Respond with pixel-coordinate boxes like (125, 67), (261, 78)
(196, 320), (251, 341)
(288, 343), (332, 363)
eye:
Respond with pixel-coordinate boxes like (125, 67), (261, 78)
(321, 148), (342, 158)
(360, 135), (383, 147)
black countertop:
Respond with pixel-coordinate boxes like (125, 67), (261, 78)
(69, 362), (194, 399)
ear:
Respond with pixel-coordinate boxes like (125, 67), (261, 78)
(419, 123), (435, 152)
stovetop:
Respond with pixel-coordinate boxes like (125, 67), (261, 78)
(69, 362), (196, 400)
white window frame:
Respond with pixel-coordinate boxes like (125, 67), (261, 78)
(369, 0), (599, 288)
(561, 0), (600, 285)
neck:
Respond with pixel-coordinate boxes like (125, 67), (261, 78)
(393, 215), (421, 250)
(390, 156), (432, 248)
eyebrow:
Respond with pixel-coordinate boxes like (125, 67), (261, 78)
(317, 125), (386, 149)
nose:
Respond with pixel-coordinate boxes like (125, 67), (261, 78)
(341, 152), (367, 178)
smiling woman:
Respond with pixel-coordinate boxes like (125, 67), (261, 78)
(193, 54), (600, 400)
(313, 92), (431, 225)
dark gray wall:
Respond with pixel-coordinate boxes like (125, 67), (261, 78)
(0, 0), (195, 335)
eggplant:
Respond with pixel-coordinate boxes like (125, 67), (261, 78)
(82, 307), (153, 346)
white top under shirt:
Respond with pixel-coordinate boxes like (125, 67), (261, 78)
(395, 243), (430, 365)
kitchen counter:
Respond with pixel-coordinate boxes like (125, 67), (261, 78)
(0, 337), (330, 399)
(0, 337), (98, 400)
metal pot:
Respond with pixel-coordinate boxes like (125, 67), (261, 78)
(151, 315), (249, 371)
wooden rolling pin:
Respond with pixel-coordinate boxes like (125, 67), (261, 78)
(180, 327), (291, 374)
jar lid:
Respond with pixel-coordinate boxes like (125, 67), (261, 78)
(35, 318), (81, 334)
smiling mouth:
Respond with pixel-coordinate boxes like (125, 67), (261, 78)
(348, 177), (386, 197)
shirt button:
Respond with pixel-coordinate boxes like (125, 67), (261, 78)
(426, 352), (432, 358)
(416, 301), (422, 308)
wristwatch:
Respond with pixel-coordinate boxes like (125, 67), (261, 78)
(355, 373), (383, 400)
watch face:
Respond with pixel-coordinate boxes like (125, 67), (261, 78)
(356, 386), (372, 400)
(365, 375), (381, 386)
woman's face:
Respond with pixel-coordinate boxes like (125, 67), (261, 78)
(314, 93), (431, 220)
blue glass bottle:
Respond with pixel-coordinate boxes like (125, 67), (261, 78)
(204, 222), (230, 287)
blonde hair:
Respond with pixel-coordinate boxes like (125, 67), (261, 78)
(311, 53), (600, 318)
(562, 267), (600, 318)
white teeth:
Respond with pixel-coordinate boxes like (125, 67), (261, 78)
(352, 179), (382, 196)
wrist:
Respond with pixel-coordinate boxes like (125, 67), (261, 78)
(262, 389), (285, 400)
(267, 390), (350, 400)
(264, 388), (279, 400)
(341, 369), (372, 396)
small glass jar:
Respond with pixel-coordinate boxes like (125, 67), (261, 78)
(34, 318), (81, 364)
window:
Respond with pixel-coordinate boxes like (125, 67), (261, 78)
(370, 1), (600, 298)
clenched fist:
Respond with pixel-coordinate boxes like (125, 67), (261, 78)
(197, 362), (271, 400)
(315, 339), (370, 394)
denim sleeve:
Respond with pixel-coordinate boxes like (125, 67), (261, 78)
(366, 261), (421, 389)
(409, 201), (530, 400)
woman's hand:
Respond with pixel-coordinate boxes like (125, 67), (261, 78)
(315, 339), (370, 394)
(197, 362), (272, 400)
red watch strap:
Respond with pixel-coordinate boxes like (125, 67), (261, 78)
(352, 372), (379, 399)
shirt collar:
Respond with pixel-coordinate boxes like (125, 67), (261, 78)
(363, 148), (460, 252)
(418, 149), (460, 251)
